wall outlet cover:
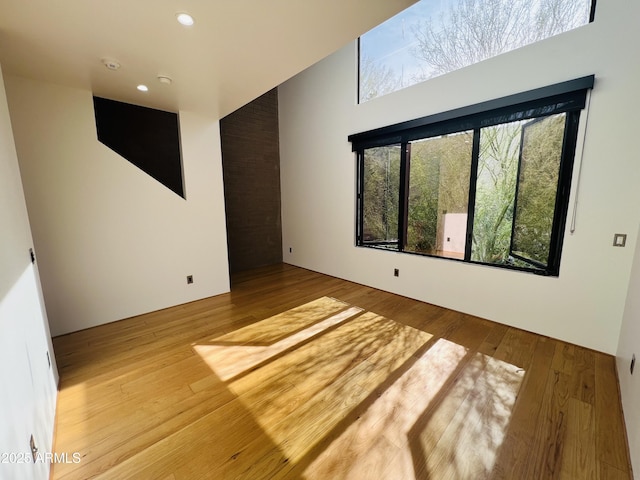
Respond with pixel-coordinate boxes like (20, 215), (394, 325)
(613, 233), (627, 247)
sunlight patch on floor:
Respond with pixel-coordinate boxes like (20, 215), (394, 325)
(304, 342), (524, 479)
(192, 297), (523, 479)
(56, 382), (89, 428)
(204, 296), (351, 345)
(193, 304), (363, 381)
(303, 337), (469, 479)
(413, 353), (525, 478)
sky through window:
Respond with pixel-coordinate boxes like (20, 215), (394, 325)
(359, 0), (592, 102)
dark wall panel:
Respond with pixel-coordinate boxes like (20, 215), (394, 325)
(93, 97), (184, 198)
(220, 88), (283, 273)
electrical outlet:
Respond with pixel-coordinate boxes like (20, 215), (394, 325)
(613, 233), (627, 247)
(631, 354), (636, 375)
(186, 275), (193, 284)
(394, 268), (399, 277)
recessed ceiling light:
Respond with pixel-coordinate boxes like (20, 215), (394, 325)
(157, 75), (172, 85)
(137, 84), (149, 92)
(176, 12), (194, 26)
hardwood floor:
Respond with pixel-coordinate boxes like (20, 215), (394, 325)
(51, 264), (632, 479)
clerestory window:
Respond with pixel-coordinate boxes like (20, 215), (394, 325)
(359, 0), (595, 103)
(349, 76), (594, 276)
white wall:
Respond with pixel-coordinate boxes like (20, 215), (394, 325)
(4, 76), (230, 336)
(0, 65), (58, 480)
(618, 222), (640, 477)
(279, 0), (640, 355)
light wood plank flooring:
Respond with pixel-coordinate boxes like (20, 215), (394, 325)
(51, 264), (632, 479)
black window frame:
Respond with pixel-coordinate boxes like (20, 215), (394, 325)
(349, 76), (594, 276)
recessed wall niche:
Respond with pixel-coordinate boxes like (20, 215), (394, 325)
(93, 97), (184, 198)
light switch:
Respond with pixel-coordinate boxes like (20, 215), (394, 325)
(613, 233), (627, 247)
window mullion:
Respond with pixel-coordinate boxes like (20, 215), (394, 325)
(356, 150), (364, 245)
(464, 128), (481, 261)
(397, 141), (410, 251)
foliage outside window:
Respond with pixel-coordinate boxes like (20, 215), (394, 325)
(359, 0), (594, 102)
(362, 145), (401, 249)
(350, 77), (593, 276)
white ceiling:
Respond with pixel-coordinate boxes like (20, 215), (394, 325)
(0, 0), (416, 118)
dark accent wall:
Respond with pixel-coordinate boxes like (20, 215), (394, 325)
(220, 88), (283, 273)
(93, 97), (184, 198)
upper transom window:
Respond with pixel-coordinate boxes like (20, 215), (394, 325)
(359, 0), (595, 103)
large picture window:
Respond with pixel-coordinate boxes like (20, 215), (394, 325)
(350, 76), (594, 276)
(359, 0), (595, 102)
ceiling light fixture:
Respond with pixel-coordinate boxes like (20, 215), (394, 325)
(176, 12), (194, 26)
(157, 75), (172, 85)
(137, 84), (149, 92)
